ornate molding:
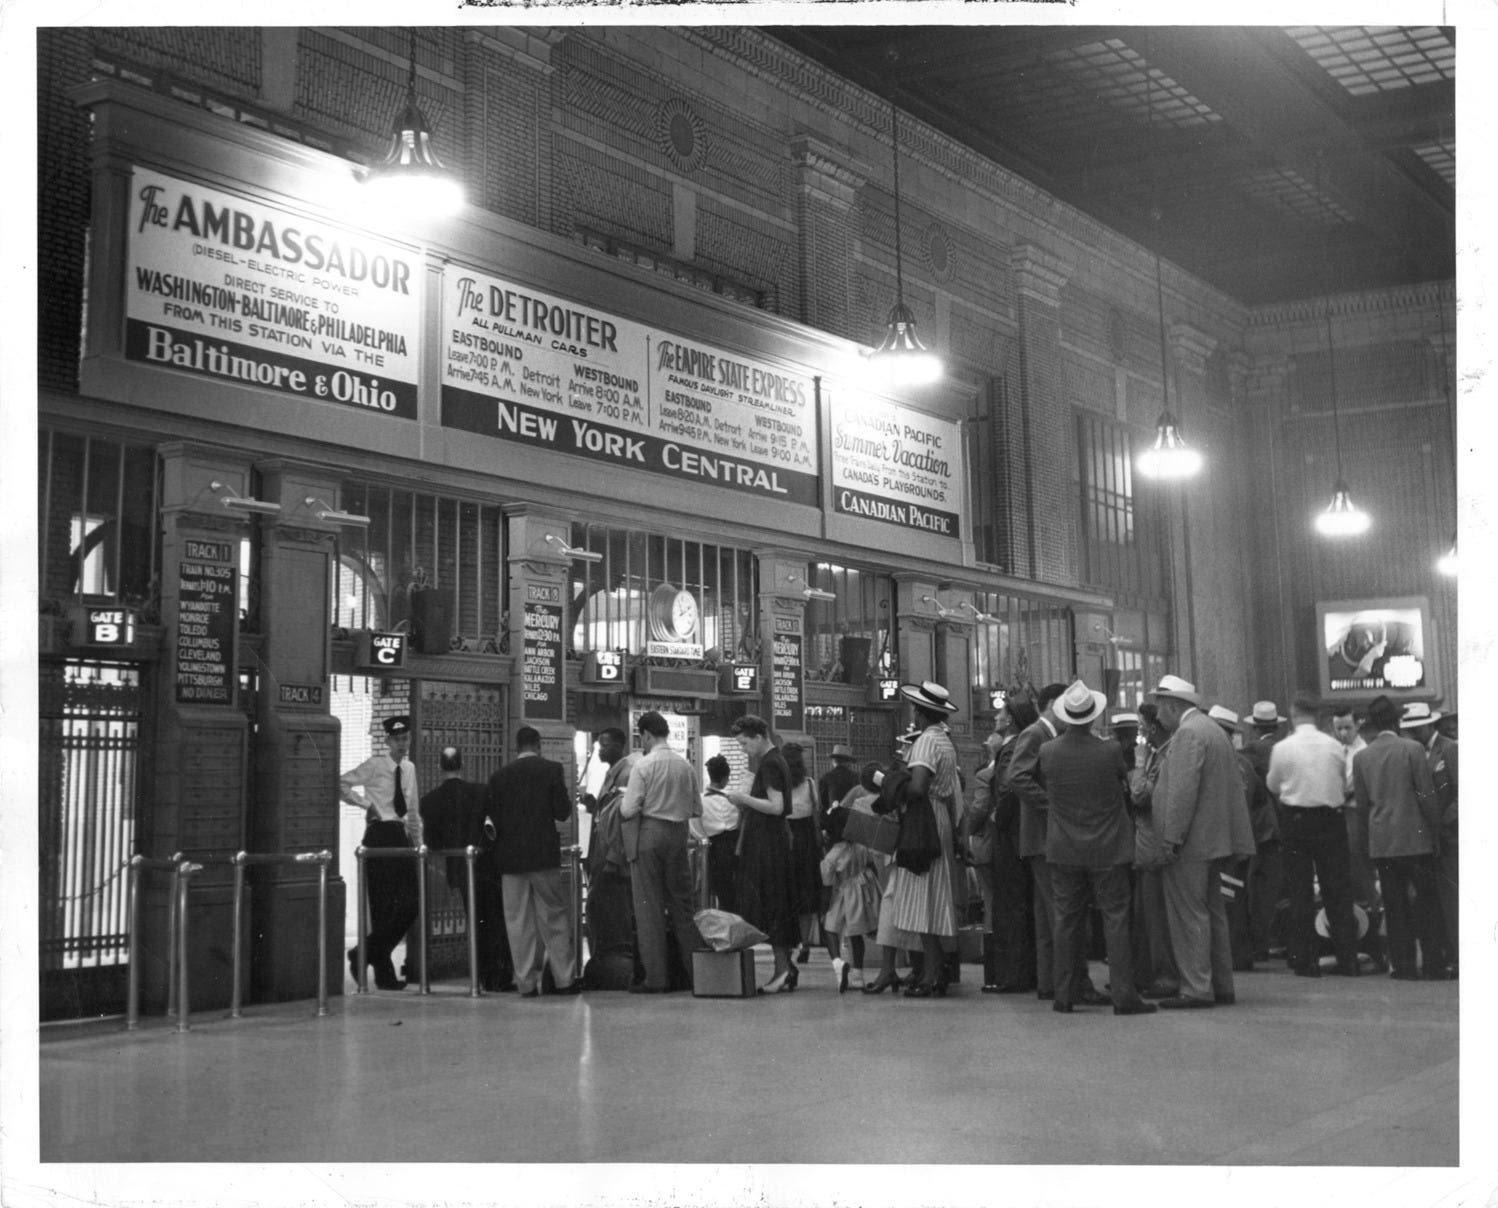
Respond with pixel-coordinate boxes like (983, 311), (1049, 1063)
(1010, 244), (1072, 306)
(1169, 323), (1219, 377)
(1249, 280), (1454, 329)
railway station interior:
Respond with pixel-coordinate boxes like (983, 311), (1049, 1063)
(5, 13), (1492, 1208)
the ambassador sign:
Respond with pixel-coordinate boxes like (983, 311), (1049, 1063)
(124, 169), (423, 418)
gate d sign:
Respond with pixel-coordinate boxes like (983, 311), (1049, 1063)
(582, 649), (623, 685)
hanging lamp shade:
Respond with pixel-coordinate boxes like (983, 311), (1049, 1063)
(868, 102), (941, 386)
(1136, 408), (1204, 480)
(363, 35), (463, 216)
(1314, 478), (1371, 537)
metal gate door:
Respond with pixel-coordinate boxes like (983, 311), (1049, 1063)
(414, 681), (507, 977)
(39, 659), (143, 1019)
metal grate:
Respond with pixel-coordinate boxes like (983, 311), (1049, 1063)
(1075, 412), (1170, 605)
(39, 661), (142, 972)
(1045, 38), (1222, 129)
(1412, 139), (1455, 186)
(971, 595), (1074, 698)
(1287, 26), (1454, 97)
(1239, 167), (1355, 227)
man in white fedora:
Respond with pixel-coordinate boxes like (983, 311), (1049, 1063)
(1149, 675), (1251, 1008)
(1400, 701), (1458, 977)
(1039, 680), (1154, 1016)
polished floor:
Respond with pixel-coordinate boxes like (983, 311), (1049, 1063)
(34, 948), (1462, 1188)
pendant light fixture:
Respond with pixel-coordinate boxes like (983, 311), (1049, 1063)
(1134, 41), (1202, 481)
(363, 30), (463, 216)
(869, 100), (941, 386)
(1313, 307), (1370, 538)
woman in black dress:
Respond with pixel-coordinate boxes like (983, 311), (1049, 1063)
(782, 742), (825, 963)
(727, 714), (801, 993)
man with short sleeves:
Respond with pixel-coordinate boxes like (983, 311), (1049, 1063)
(340, 715), (421, 991)
(621, 711), (706, 993)
(487, 726), (581, 997)
(1039, 681), (1153, 1016)
(1353, 696), (1443, 980)
(1267, 694), (1360, 978)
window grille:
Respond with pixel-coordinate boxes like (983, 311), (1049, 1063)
(971, 593), (1075, 694)
(803, 562), (897, 685)
(1076, 412), (1168, 605)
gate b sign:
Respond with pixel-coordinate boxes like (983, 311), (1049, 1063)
(71, 605), (137, 648)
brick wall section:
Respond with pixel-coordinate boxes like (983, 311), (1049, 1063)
(37, 30), (93, 395)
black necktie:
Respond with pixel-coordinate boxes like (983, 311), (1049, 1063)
(393, 759), (407, 817)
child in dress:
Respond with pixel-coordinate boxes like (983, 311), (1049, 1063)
(820, 800), (883, 992)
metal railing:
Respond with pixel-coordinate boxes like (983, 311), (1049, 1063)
(124, 853), (200, 1032)
(565, 844), (583, 976)
(228, 850), (333, 1019)
(355, 844), (494, 997)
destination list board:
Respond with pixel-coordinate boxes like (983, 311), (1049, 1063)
(523, 602), (565, 721)
(440, 268), (819, 506)
(771, 618), (804, 733)
(831, 395), (963, 539)
(176, 540), (237, 705)
(124, 168), (423, 418)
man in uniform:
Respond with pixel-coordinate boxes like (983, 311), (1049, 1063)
(419, 746), (513, 991)
(340, 715), (421, 991)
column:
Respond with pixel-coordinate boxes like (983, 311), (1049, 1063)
(245, 459), (347, 1002)
(791, 135), (867, 340)
(757, 551), (815, 744)
(1009, 244), (1075, 585)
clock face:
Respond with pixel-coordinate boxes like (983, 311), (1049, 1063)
(671, 590), (699, 639)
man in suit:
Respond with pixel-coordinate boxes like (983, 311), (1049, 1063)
(1038, 680), (1154, 1016)
(1207, 706), (1266, 973)
(1129, 703), (1180, 998)
(1400, 702), (1458, 976)
(1005, 682), (1104, 1005)
(486, 726), (581, 997)
(340, 715), (421, 991)
(420, 747), (514, 992)
(579, 727), (641, 991)
(1353, 696), (1443, 980)
(1150, 676), (1256, 1009)
(620, 711), (705, 993)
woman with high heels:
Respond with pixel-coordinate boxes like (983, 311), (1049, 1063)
(863, 682), (963, 998)
(728, 714), (802, 993)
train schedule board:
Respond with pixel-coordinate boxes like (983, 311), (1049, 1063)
(175, 540), (237, 705)
(439, 267), (819, 507)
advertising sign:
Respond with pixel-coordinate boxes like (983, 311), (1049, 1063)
(523, 602), (565, 721)
(831, 397), (963, 538)
(440, 268), (819, 505)
(175, 540), (237, 705)
(124, 168), (423, 418)
(1317, 596), (1435, 698)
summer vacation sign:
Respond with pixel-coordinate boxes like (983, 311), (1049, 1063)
(124, 168), (423, 417)
(439, 268), (819, 505)
(831, 399), (963, 538)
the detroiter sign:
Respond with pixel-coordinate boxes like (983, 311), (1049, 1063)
(831, 400), (962, 538)
(439, 267), (819, 506)
(123, 169), (423, 418)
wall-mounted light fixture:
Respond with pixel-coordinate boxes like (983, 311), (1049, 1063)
(363, 29), (463, 216)
(303, 496), (371, 527)
(544, 534), (602, 563)
(209, 480), (281, 516)
(954, 600), (999, 624)
(919, 593), (962, 620)
(784, 573), (835, 602)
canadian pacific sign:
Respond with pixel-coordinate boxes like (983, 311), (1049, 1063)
(123, 169), (423, 417)
(439, 267), (819, 505)
(831, 400), (963, 538)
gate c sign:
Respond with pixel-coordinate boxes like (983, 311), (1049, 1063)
(70, 605), (138, 648)
(356, 630), (407, 671)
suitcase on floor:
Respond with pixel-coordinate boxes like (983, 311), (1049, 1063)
(691, 948), (757, 998)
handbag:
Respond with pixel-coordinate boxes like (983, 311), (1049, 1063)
(895, 797), (943, 875)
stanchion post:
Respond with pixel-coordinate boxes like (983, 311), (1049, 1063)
(125, 857), (143, 1031)
(354, 845), (369, 994)
(175, 862), (200, 1034)
(567, 844), (583, 977)
(464, 847), (480, 998)
(416, 845), (430, 995)
(315, 852), (330, 1016)
(230, 853), (247, 1019)
(165, 862), (180, 1019)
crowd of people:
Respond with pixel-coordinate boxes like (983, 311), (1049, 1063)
(336, 673), (1457, 1006)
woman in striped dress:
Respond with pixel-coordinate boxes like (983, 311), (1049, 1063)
(862, 681), (963, 998)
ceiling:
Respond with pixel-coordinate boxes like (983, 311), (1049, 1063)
(764, 25), (1455, 307)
